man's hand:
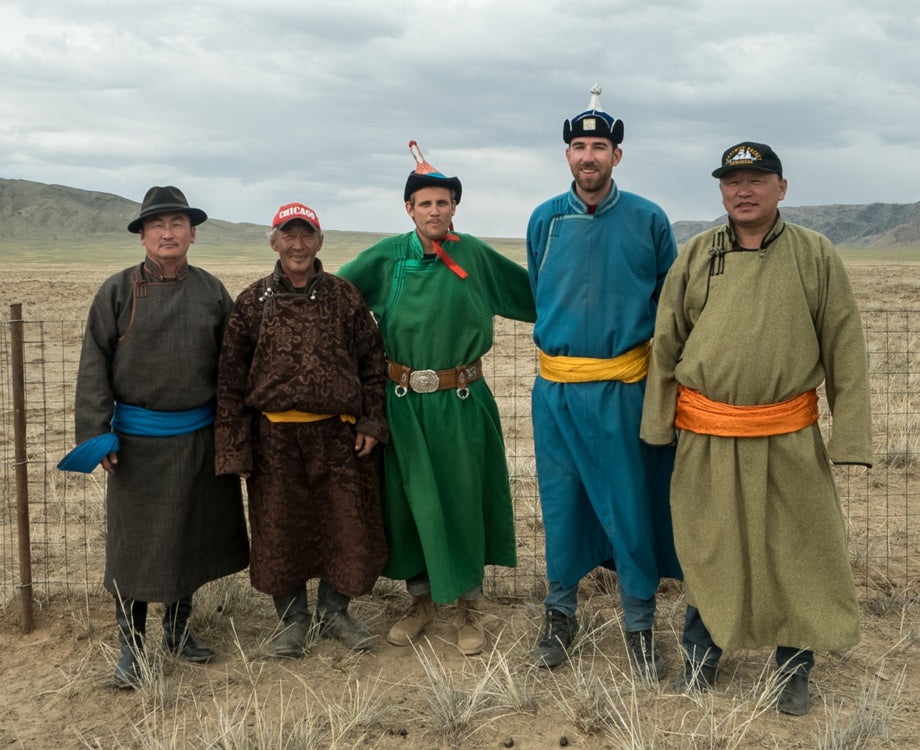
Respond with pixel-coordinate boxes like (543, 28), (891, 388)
(101, 452), (118, 474)
(354, 432), (378, 458)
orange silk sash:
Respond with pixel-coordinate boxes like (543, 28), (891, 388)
(675, 385), (819, 437)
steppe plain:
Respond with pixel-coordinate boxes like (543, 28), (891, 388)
(1, 239), (918, 749)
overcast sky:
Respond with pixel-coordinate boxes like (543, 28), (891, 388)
(2, 0), (918, 238)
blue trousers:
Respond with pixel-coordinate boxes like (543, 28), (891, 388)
(682, 605), (814, 675)
(544, 578), (656, 631)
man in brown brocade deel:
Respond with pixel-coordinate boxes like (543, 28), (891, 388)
(215, 203), (389, 657)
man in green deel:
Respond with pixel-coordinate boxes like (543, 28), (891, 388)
(338, 141), (536, 656)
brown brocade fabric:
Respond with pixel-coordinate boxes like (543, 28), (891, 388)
(246, 416), (386, 596)
(215, 260), (389, 596)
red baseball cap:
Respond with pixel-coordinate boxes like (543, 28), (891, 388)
(272, 203), (321, 231)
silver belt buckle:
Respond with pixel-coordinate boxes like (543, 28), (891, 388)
(409, 369), (440, 394)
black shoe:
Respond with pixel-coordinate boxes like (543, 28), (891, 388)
(315, 610), (375, 651)
(625, 629), (666, 681)
(271, 591), (311, 658)
(533, 609), (578, 668)
(162, 597), (215, 662)
(114, 639), (144, 689)
(114, 598), (147, 689)
(163, 631), (216, 663)
(269, 619), (309, 659)
(776, 673), (810, 715)
(674, 660), (717, 693)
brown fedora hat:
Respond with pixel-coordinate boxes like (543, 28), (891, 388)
(127, 185), (208, 233)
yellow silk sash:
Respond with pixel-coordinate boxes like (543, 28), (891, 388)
(262, 410), (356, 424)
(538, 341), (651, 384)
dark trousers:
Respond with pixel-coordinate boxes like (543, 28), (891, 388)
(682, 605), (814, 676)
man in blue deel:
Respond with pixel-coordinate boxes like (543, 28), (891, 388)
(526, 86), (681, 678)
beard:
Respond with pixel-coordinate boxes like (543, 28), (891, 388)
(572, 165), (612, 195)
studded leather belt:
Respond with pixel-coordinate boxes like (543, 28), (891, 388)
(386, 358), (483, 399)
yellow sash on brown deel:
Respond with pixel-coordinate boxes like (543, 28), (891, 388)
(262, 410), (356, 424)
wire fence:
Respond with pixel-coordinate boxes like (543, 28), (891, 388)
(1, 310), (918, 612)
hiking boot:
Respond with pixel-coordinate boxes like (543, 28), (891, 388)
(316, 610), (375, 651)
(387, 593), (436, 646)
(625, 629), (666, 681)
(533, 609), (578, 668)
(674, 660), (717, 693)
(776, 673), (810, 716)
(456, 598), (485, 655)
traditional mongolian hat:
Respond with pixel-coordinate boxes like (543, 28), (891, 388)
(128, 185), (208, 233)
(563, 85), (624, 145)
(403, 141), (463, 204)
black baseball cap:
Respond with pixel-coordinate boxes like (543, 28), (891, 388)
(712, 142), (783, 179)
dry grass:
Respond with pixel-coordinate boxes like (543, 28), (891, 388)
(2, 260), (919, 748)
(20, 576), (914, 749)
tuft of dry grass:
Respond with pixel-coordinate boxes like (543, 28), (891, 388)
(410, 640), (499, 746)
(479, 637), (540, 715)
(816, 665), (906, 750)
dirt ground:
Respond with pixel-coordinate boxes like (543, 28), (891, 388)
(1, 260), (919, 749)
(2, 577), (918, 749)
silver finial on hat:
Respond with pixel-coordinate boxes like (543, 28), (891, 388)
(588, 84), (603, 111)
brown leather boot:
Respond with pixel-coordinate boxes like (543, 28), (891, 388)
(387, 593), (436, 646)
(456, 598), (485, 656)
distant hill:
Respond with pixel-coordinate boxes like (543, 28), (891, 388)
(673, 202), (920, 247)
(0, 178), (391, 265)
(2, 178), (919, 259)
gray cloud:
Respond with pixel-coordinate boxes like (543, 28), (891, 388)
(1, 0), (917, 238)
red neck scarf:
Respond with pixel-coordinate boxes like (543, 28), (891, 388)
(431, 233), (467, 279)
